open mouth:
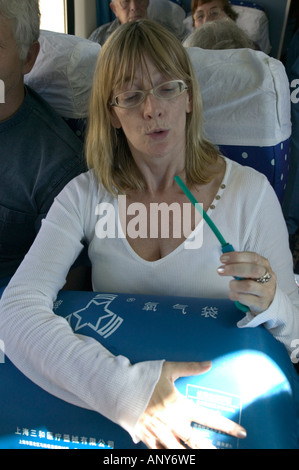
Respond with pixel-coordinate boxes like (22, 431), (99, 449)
(147, 129), (169, 140)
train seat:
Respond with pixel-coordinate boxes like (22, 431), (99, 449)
(230, 0), (271, 54)
(24, 30), (101, 141)
(147, 0), (188, 41)
(187, 46), (291, 203)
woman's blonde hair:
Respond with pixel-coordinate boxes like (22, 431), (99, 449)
(86, 19), (219, 195)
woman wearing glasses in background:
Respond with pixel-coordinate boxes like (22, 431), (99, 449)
(1, 20), (298, 449)
(191, 0), (238, 28)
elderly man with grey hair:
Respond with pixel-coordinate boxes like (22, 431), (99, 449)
(0, 0), (86, 285)
(89, 0), (149, 45)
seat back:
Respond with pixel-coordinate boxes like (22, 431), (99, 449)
(25, 30), (101, 141)
(187, 46), (291, 202)
(230, 0), (271, 54)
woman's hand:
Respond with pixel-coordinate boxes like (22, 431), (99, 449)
(217, 251), (276, 315)
(136, 361), (247, 449)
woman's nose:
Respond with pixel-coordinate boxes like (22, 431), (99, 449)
(142, 93), (163, 119)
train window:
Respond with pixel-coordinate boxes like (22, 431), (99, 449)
(39, 0), (67, 34)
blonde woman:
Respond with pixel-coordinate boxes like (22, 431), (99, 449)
(1, 20), (298, 449)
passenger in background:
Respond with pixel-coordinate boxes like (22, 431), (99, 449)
(89, 0), (149, 45)
(0, 0), (86, 285)
(191, 0), (238, 29)
(183, 17), (256, 49)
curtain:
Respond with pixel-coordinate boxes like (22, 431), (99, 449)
(95, 0), (115, 27)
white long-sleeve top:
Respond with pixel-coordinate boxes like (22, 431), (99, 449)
(0, 157), (298, 441)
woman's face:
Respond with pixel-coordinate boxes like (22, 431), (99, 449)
(193, 0), (227, 28)
(110, 58), (192, 168)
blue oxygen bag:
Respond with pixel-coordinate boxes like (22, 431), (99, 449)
(0, 289), (298, 449)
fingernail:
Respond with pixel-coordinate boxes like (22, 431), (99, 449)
(217, 266), (225, 274)
(220, 255), (230, 262)
(237, 429), (247, 439)
(201, 361), (212, 368)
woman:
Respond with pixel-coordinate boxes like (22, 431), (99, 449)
(191, 0), (238, 28)
(0, 19), (297, 449)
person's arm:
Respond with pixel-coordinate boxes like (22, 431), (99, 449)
(0, 174), (163, 439)
(0, 173), (246, 447)
(217, 180), (299, 355)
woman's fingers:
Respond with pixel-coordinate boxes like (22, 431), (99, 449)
(188, 403), (246, 439)
(137, 361), (246, 449)
(218, 251), (272, 279)
(217, 251), (276, 313)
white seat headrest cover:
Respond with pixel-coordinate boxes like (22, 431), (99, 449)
(187, 47), (291, 146)
(233, 4), (271, 55)
(25, 30), (101, 119)
(148, 0), (186, 39)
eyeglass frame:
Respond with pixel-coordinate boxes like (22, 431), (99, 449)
(110, 80), (189, 109)
(193, 7), (224, 23)
(118, 0), (148, 9)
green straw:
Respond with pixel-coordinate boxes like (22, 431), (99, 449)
(174, 175), (227, 247)
(175, 175), (249, 313)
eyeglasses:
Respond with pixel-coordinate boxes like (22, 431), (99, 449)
(110, 80), (188, 109)
(194, 7), (224, 23)
(119, 0), (148, 9)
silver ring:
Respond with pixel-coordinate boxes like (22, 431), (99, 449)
(256, 269), (272, 283)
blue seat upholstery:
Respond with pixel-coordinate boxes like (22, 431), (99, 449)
(219, 140), (290, 203)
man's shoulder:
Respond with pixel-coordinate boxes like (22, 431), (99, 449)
(26, 86), (84, 152)
(89, 19), (120, 44)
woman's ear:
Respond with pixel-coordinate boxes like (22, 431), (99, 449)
(110, 109), (122, 129)
(22, 41), (40, 76)
(186, 91), (192, 114)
